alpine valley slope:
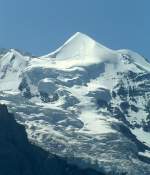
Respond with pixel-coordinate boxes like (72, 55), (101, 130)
(0, 32), (150, 174)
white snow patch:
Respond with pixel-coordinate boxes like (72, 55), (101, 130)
(139, 150), (150, 158)
(131, 128), (150, 147)
(79, 109), (116, 134)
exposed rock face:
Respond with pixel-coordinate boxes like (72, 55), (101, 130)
(0, 104), (104, 175)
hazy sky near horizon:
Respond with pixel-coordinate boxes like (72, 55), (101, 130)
(0, 0), (150, 59)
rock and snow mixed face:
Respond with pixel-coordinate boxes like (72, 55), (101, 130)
(0, 49), (30, 92)
(0, 32), (150, 174)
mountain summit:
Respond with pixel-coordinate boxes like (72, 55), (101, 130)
(42, 32), (150, 71)
(44, 32), (112, 61)
(0, 33), (150, 174)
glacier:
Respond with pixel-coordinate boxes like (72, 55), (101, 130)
(0, 32), (150, 174)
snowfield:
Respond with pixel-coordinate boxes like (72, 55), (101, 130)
(0, 32), (150, 174)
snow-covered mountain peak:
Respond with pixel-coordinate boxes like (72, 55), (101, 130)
(0, 48), (31, 92)
(64, 32), (93, 43)
(61, 32), (99, 48)
(41, 32), (150, 72)
(43, 32), (113, 62)
(1, 33), (150, 174)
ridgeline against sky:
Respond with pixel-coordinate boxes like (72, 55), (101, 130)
(0, 0), (149, 59)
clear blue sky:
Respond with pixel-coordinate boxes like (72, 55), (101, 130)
(0, 0), (150, 59)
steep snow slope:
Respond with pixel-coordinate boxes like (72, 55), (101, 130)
(0, 32), (150, 174)
(43, 32), (113, 60)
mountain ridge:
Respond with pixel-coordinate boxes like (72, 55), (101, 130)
(0, 32), (150, 174)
